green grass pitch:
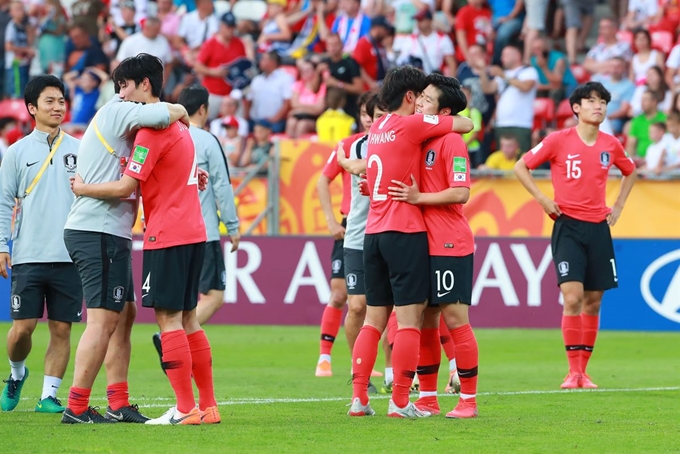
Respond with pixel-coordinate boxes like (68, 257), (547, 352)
(0, 322), (678, 453)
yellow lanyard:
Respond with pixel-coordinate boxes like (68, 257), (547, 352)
(92, 116), (115, 155)
(24, 132), (65, 198)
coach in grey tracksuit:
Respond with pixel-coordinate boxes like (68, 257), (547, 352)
(179, 85), (240, 325)
(0, 76), (80, 412)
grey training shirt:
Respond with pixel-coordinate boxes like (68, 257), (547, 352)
(343, 134), (369, 251)
(0, 129), (80, 264)
(190, 125), (240, 242)
(64, 96), (171, 239)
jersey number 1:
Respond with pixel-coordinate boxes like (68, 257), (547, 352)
(187, 153), (199, 186)
(367, 155), (387, 201)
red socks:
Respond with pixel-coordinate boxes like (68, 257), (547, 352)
(351, 325), (381, 405)
(387, 311), (398, 349)
(67, 386), (91, 415)
(187, 330), (217, 410)
(451, 324), (478, 401)
(319, 306), (343, 356)
(581, 314), (599, 373)
(439, 316), (456, 362)
(561, 315), (582, 374)
(417, 328), (440, 394)
(106, 382), (130, 411)
(161, 330), (195, 414)
(392, 328), (421, 408)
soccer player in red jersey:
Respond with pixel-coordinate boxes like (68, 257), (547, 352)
(387, 74), (479, 418)
(514, 81), (637, 389)
(348, 66), (473, 418)
(72, 58), (218, 425)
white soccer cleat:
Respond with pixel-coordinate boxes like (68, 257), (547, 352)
(387, 399), (432, 418)
(347, 397), (376, 417)
(145, 406), (177, 425)
(145, 405), (201, 425)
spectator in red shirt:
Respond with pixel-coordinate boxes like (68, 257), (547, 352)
(352, 15), (393, 89)
(194, 12), (247, 120)
(454, 0), (493, 64)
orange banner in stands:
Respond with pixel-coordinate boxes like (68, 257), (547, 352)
(132, 139), (680, 239)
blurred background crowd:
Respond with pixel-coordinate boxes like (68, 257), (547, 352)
(0, 0), (678, 176)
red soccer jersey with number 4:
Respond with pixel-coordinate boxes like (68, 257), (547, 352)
(522, 128), (636, 223)
(420, 133), (474, 257)
(365, 113), (455, 234)
(124, 122), (207, 250)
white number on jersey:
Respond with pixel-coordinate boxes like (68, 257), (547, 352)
(187, 152), (199, 186)
(435, 269), (455, 292)
(367, 154), (387, 201)
(566, 160), (582, 179)
(142, 272), (151, 293)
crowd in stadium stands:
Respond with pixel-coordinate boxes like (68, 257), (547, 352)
(0, 0), (678, 175)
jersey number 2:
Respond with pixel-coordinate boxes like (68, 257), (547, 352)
(367, 155), (387, 201)
(187, 153), (199, 186)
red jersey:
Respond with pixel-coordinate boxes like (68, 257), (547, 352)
(420, 133), (474, 257)
(125, 122), (207, 250)
(352, 36), (384, 81)
(196, 36), (247, 96)
(322, 133), (359, 216)
(454, 6), (492, 62)
(523, 128), (636, 223)
(365, 113), (455, 234)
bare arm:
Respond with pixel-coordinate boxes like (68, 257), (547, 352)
(167, 103), (190, 125)
(514, 159), (562, 217)
(387, 175), (470, 205)
(455, 30), (471, 63)
(607, 169), (637, 226)
(452, 115), (474, 134)
(316, 174), (344, 239)
(72, 174), (139, 199)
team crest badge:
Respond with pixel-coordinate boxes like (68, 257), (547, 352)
(332, 260), (342, 273)
(599, 151), (611, 167)
(346, 273), (357, 289)
(10, 294), (20, 312)
(63, 153), (77, 171)
(113, 286), (124, 302)
(425, 149), (436, 166)
(558, 261), (569, 276)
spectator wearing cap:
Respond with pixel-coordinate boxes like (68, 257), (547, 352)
(394, 9), (455, 76)
(317, 33), (363, 120)
(210, 95), (249, 141)
(101, 0), (140, 57)
(173, 0), (218, 67)
(221, 116), (244, 167)
(454, 0), (492, 64)
(319, 0), (371, 54)
(489, 0), (524, 66)
(352, 15), (392, 88)
(257, 0), (293, 55)
(194, 12), (247, 120)
(113, 17), (173, 72)
(244, 50), (294, 134)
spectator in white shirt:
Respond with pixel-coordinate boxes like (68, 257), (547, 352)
(113, 17), (173, 70)
(393, 9), (456, 76)
(630, 29), (665, 84)
(210, 95), (249, 140)
(244, 50), (294, 133)
(629, 66), (672, 117)
(623, 0), (659, 30)
(479, 44), (539, 154)
(173, 0), (218, 67)
(643, 121), (668, 174)
(583, 18), (633, 76)
(664, 42), (680, 92)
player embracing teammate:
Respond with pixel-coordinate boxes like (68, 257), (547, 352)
(348, 67), (475, 418)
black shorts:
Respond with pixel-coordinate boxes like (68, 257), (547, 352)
(199, 241), (226, 294)
(551, 215), (618, 291)
(429, 254), (474, 306)
(10, 263), (83, 322)
(330, 217), (347, 279)
(343, 248), (365, 295)
(64, 230), (134, 313)
(363, 231), (429, 307)
(142, 242), (206, 311)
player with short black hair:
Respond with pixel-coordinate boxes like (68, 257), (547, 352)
(348, 66), (473, 418)
(0, 75), (81, 414)
(514, 81), (637, 389)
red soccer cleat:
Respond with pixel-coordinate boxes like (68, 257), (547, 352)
(445, 398), (478, 419)
(560, 373), (581, 389)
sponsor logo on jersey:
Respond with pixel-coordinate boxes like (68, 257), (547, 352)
(425, 149), (436, 166)
(640, 249), (680, 323)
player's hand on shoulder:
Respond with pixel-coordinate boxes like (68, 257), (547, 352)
(198, 168), (209, 191)
(70, 174), (85, 197)
(388, 175), (420, 205)
(537, 194), (561, 219)
(0, 252), (11, 279)
(229, 233), (241, 253)
(358, 173), (369, 197)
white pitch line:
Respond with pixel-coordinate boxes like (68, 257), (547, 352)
(16, 386), (679, 409)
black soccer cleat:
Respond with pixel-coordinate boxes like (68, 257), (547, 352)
(152, 333), (166, 375)
(104, 404), (150, 423)
(61, 406), (117, 424)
